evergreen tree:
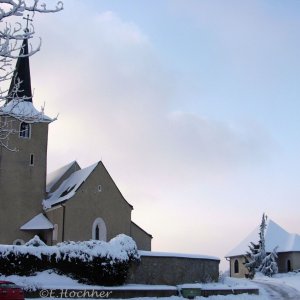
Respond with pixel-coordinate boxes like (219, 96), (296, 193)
(258, 247), (278, 277)
(259, 213), (267, 259)
(244, 213), (268, 279)
(244, 242), (260, 279)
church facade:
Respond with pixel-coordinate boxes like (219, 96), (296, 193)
(0, 36), (152, 250)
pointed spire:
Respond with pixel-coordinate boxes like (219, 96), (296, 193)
(6, 35), (32, 104)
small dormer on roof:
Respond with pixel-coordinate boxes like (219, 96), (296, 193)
(7, 33), (32, 104)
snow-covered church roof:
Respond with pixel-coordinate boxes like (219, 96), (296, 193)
(20, 213), (53, 230)
(0, 100), (52, 122)
(43, 162), (99, 209)
(226, 219), (300, 257)
(46, 161), (79, 193)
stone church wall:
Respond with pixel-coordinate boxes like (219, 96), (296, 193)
(58, 162), (133, 242)
(127, 253), (220, 285)
(229, 255), (248, 278)
(130, 222), (152, 250)
(0, 116), (49, 245)
(277, 252), (300, 272)
(230, 252), (300, 277)
(45, 206), (64, 244)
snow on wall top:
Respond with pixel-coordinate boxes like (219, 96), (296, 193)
(226, 219), (300, 257)
(46, 161), (79, 193)
(0, 100), (53, 122)
(139, 250), (220, 261)
(20, 213), (54, 230)
(43, 162), (98, 209)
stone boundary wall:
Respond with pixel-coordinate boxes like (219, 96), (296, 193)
(126, 252), (220, 285)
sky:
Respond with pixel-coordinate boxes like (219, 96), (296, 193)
(19, 0), (300, 269)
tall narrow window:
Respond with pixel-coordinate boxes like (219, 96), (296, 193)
(95, 225), (100, 240)
(19, 122), (30, 138)
(234, 259), (239, 273)
(29, 154), (34, 166)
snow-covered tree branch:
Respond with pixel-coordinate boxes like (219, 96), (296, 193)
(0, 0), (63, 150)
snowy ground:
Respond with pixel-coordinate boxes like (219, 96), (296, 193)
(1, 270), (300, 299)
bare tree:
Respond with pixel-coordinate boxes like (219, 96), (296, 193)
(0, 0), (63, 150)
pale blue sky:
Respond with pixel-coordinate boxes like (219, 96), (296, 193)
(27, 0), (300, 269)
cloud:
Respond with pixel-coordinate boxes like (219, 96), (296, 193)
(27, 4), (277, 196)
(27, 1), (283, 259)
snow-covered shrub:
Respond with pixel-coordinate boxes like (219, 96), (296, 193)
(0, 244), (51, 275)
(25, 235), (47, 247)
(55, 234), (139, 285)
(0, 234), (139, 285)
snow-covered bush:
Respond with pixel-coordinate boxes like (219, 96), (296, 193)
(25, 235), (47, 247)
(0, 234), (139, 285)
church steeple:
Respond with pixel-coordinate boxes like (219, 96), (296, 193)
(6, 34), (32, 104)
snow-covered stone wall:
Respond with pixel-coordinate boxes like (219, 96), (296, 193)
(127, 251), (220, 285)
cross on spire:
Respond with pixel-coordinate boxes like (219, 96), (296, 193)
(23, 14), (33, 31)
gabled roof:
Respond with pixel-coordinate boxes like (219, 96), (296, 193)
(226, 219), (300, 257)
(20, 213), (53, 230)
(46, 161), (80, 193)
(43, 162), (99, 209)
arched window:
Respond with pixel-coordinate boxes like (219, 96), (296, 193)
(234, 259), (239, 273)
(287, 259), (292, 272)
(13, 239), (25, 245)
(19, 122), (30, 138)
(92, 217), (107, 241)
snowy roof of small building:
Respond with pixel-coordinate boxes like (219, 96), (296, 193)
(43, 162), (99, 209)
(0, 100), (52, 122)
(46, 161), (79, 193)
(226, 219), (300, 257)
(20, 213), (54, 230)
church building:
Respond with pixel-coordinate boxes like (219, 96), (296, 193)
(0, 35), (152, 250)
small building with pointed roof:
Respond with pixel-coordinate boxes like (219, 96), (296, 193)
(225, 219), (300, 277)
(0, 35), (152, 250)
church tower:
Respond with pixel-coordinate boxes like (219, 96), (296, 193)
(0, 35), (53, 244)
